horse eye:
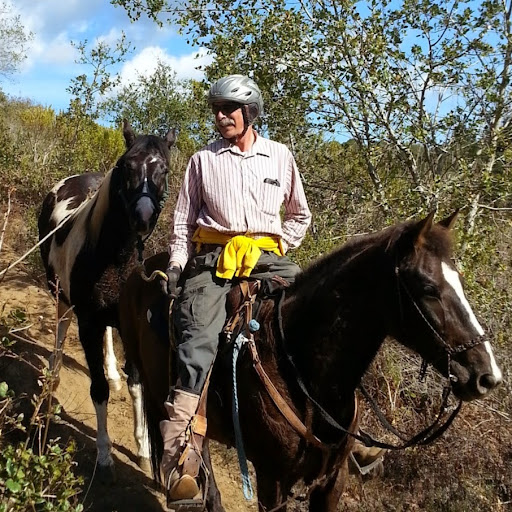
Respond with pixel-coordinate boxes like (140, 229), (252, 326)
(423, 284), (439, 297)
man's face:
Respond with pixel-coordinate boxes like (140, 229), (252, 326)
(212, 102), (244, 138)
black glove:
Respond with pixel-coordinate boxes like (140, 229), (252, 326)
(162, 266), (181, 298)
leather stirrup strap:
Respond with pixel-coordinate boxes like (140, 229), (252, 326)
(247, 337), (326, 450)
(179, 353), (215, 479)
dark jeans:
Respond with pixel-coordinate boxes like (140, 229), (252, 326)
(174, 247), (300, 393)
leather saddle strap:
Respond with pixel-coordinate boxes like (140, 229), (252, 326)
(181, 281), (258, 478)
(247, 338), (325, 450)
(223, 280), (260, 336)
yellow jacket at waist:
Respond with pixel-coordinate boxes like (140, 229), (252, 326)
(192, 227), (285, 279)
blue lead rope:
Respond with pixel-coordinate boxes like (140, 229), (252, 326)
(232, 332), (254, 500)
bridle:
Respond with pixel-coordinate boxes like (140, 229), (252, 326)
(117, 169), (166, 262)
(394, 264), (486, 370)
(118, 175), (163, 216)
(273, 260), (486, 451)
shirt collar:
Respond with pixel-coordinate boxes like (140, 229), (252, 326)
(215, 130), (271, 158)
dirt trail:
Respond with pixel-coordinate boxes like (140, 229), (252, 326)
(0, 260), (257, 512)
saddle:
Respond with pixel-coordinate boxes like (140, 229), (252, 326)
(223, 275), (289, 342)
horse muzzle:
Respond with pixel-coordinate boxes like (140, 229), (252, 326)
(132, 196), (159, 236)
(449, 342), (502, 401)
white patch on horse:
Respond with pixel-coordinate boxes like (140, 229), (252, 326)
(442, 261), (502, 381)
(149, 157), (158, 163)
(128, 382), (150, 460)
(104, 327), (122, 391)
(48, 171), (113, 300)
(93, 401), (114, 467)
(89, 170), (113, 245)
(50, 198), (78, 228)
(441, 262), (484, 335)
(484, 341), (503, 382)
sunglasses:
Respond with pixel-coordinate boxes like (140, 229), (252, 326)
(211, 102), (242, 115)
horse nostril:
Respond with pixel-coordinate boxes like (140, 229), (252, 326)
(478, 373), (499, 391)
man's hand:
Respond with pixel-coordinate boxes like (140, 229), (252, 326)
(162, 266), (181, 298)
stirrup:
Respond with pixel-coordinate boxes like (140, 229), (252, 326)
(168, 473), (200, 501)
(349, 448), (386, 476)
(166, 475), (206, 512)
(166, 451), (209, 512)
(166, 498), (205, 512)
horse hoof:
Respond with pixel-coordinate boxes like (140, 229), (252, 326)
(108, 378), (123, 392)
(97, 463), (117, 484)
(137, 456), (152, 473)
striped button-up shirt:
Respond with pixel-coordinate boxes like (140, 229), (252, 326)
(169, 132), (312, 270)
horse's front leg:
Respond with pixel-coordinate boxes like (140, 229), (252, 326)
(308, 461), (348, 512)
(125, 358), (150, 472)
(78, 319), (116, 483)
(256, 471), (289, 512)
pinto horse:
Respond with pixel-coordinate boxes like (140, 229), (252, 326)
(119, 212), (502, 511)
(38, 120), (175, 480)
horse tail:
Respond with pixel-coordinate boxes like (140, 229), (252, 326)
(141, 364), (165, 484)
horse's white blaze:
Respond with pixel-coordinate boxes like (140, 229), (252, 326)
(484, 341), (503, 382)
(104, 327), (122, 390)
(441, 261), (502, 381)
(93, 401), (114, 467)
(441, 262), (484, 335)
(128, 382), (150, 459)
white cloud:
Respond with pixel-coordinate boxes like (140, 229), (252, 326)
(95, 27), (125, 48)
(119, 46), (213, 85)
(2, 0), (209, 114)
(13, 0), (103, 37)
(41, 33), (80, 65)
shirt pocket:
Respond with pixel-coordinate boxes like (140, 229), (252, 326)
(259, 175), (283, 216)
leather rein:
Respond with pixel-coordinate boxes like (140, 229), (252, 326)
(258, 261), (484, 451)
(282, 263), (484, 451)
(224, 280), (358, 455)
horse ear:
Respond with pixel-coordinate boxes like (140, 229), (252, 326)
(165, 128), (177, 148)
(123, 119), (136, 148)
(412, 211), (436, 249)
(386, 211), (435, 255)
(437, 209), (460, 230)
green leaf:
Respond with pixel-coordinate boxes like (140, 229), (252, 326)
(5, 478), (21, 493)
(0, 381), (8, 398)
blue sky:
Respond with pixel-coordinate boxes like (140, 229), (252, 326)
(1, 0), (211, 117)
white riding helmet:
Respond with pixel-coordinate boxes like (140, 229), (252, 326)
(208, 75), (264, 118)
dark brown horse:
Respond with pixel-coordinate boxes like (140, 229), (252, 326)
(119, 212), (502, 511)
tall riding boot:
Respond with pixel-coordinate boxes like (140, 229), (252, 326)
(159, 389), (201, 501)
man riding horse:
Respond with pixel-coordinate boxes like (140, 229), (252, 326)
(159, 74), (383, 509)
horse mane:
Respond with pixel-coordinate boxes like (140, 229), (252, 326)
(291, 220), (454, 297)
